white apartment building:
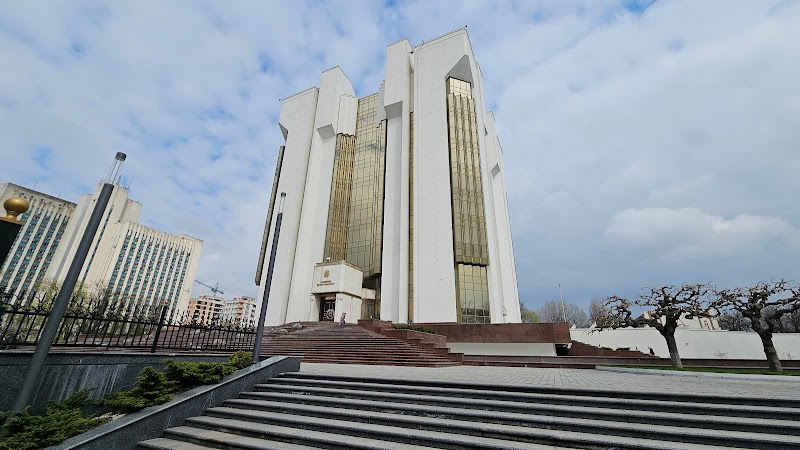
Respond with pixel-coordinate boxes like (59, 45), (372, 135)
(0, 182), (201, 315)
(255, 29), (521, 325)
(221, 296), (257, 327)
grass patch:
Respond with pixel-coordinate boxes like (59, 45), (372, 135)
(612, 365), (800, 376)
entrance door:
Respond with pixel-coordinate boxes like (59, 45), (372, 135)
(319, 297), (336, 321)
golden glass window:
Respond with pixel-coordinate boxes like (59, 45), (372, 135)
(323, 93), (388, 317)
(446, 78), (488, 266)
(455, 263), (490, 323)
(446, 78), (490, 323)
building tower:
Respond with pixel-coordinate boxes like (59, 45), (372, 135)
(255, 29), (520, 325)
(0, 181), (202, 316)
(0, 183), (77, 300)
(46, 183), (202, 316)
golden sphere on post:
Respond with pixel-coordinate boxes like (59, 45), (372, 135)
(3, 197), (30, 222)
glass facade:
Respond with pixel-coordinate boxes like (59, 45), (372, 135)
(323, 93), (388, 317)
(446, 77), (491, 322)
(455, 263), (490, 323)
(324, 135), (355, 261)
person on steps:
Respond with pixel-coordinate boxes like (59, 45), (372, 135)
(339, 312), (346, 326)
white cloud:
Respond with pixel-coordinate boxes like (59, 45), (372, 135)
(1, 0), (799, 311)
(605, 207), (800, 262)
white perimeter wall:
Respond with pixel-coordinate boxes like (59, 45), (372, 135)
(571, 327), (800, 360)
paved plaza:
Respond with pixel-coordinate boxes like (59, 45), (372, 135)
(300, 363), (800, 400)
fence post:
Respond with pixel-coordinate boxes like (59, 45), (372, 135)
(150, 302), (169, 353)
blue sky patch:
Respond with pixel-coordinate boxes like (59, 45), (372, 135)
(32, 147), (54, 170)
(622, 0), (658, 16)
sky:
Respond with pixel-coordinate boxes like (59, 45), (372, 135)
(1, 0), (799, 314)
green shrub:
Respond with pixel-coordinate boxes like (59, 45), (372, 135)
(164, 352), (252, 391)
(102, 367), (174, 413)
(164, 361), (237, 391)
(0, 390), (109, 450)
(102, 352), (251, 413)
(227, 351), (253, 370)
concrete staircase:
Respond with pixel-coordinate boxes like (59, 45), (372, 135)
(138, 372), (800, 449)
(257, 322), (460, 367)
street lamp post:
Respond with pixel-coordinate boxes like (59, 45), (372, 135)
(252, 192), (286, 364)
(13, 153), (126, 411)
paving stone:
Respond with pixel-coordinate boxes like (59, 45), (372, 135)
(299, 362), (800, 400)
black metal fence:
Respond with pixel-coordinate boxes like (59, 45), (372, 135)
(0, 287), (258, 352)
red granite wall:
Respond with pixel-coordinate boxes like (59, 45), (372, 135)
(411, 322), (571, 344)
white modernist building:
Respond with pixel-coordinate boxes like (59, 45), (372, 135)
(255, 29), (521, 326)
(0, 182), (202, 316)
(47, 183), (202, 316)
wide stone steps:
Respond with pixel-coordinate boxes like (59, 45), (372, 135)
(263, 375), (800, 420)
(139, 372), (800, 450)
(258, 323), (459, 367)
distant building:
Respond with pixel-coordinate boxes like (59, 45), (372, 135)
(0, 183), (76, 298)
(221, 296), (257, 327)
(0, 182), (202, 316)
(186, 295), (223, 325)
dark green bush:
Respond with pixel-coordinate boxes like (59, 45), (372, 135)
(164, 352), (252, 391)
(227, 351), (253, 370)
(103, 352), (251, 413)
(0, 390), (109, 450)
(102, 367), (175, 413)
(164, 361), (237, 391)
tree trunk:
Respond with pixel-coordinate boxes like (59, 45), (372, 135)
(662, 331), (683, 369)
(757, 331), (782, 371)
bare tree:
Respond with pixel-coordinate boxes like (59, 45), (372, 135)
(781, 309), (800, 333)
(589, 298), (611, 327)
(717, 310), (751, 331)
(519, 302), (540, 323)
(600, 284), (712, 368)
(712, 280), (800, 371)
(537, 300), (590, 327)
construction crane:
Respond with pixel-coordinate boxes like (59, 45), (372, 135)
(194, 279), (224, 296)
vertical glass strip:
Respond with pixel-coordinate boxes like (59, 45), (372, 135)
(255, 146), (285, 285)
(346, 93), (387, 278)
(321, 93), (387, 317)
(446, 77), (490, 322)
(324, 134), (356, 261)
